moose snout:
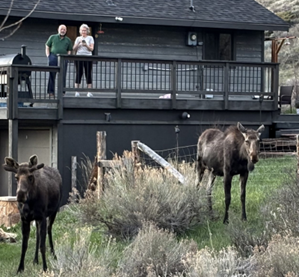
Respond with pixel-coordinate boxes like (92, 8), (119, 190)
(250, 154), (259, 164)
(17, 188), (28, 203)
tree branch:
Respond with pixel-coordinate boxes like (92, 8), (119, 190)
(0, 0), (14, 30)
(0, 0), (41, 40)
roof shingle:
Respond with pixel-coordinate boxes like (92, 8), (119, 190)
(0, 0), (289, 31)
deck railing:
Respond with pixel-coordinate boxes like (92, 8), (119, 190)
(0, 55), (279, 111)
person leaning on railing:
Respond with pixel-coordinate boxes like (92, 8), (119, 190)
(45, 24), (73, 98)
(72, 23), (94, 97)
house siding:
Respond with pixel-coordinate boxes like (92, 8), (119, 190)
(97, 24), (203, 60)
(235, 30), (263, 62)
(0, 18), (264, 65)
(0, 18), (58, 66)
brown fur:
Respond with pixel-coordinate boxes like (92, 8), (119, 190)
(196, 122), (264, 223)
(2, 155), (62, 273)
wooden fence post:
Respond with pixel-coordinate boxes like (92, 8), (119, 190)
(137, 141), (185, 185)
(131, 140), (141, 185)
(71, 156), (77, 189)
(131, 140), (141, 167)
(97, 131), (107, 198)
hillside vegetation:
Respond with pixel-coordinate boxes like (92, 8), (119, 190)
(256, 0), (299, 86)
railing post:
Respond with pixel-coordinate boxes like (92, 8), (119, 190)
(116, 58), (122, 108)
(7, 66), (19, 195)
(8, 119), (18, 196)
(171, 61), (177, 109)
(7, 67), (19, 119)
(57, 55), (64, 119)
(273, 63), (279, 110)
(223, 62), (229, 110)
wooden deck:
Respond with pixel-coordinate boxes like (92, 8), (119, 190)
(0, 55), (279, 120)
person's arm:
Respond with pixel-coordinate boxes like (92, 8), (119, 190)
(45, 45), (50, 57)
(86, 36), (94, 52)
(87, 42), (94, 52)
(45, 36), (52, 57)
(72, 37), (80, 52)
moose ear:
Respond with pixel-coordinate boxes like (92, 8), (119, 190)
(29, 163), (44, 173)
(257, 125), (265, 135)
(37, 163), (44, 170)
(2, 157), (19, 173)
(29, 155), (38, 167)
(237, 122), (247, 133)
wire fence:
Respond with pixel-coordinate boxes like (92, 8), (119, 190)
(140, 137), (298, 166)
(137, 137), (298, 190)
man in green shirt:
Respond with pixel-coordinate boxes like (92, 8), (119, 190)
(45, 25), (73, 97)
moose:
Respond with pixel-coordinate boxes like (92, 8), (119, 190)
(3, 155), (62, 273)
(196, 122), (264, 224)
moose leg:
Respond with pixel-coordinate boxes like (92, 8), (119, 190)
(34, 221), (40, 264)
(223, 174), (232, 224)
(206, 170), (216, 215)
(39, 217), (48, 272)
(240, 172), (249, 221)
(17, 220), (31, 273)
(48, 212), (58, 257)
(196, 157), (205, 186)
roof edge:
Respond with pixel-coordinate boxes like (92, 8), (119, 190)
(0, 9), (289, 32)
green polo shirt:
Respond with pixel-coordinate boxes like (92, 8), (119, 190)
(46, 34), (73, 55)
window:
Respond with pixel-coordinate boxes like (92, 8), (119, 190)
(204, 32), (232, 61)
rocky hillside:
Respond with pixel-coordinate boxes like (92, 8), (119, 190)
(256, 0), (299, 87)
(257, 0), (299, 20)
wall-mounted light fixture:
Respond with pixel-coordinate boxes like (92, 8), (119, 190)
(97, 23), (104, 34)
(115, 17), (123, 21)
(284, 38), (291, 45)
(105, 113), (111, 122)
(181, 112), (190, 119)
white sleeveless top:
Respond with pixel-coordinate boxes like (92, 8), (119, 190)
(75, 35), (94, 56)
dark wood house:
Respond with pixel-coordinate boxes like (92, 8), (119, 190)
(0, 0), (289, 203)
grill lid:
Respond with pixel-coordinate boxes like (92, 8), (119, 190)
(0, 45), (31, 67)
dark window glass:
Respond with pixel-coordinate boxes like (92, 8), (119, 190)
(219, 34), (232, 60)
(205, 33), (232, 61)
(205, 33), (219, 60)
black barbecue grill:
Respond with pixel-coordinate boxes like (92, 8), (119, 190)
(0, 45), (33, 99)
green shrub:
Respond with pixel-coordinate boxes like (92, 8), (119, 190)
(249, 234), (299, 276)
(225, 213), (271, 257)
(74, 153), (209, 239)
(184, 246), (248, 277)
(45, 227), (118, 277)
(261, 173), (299, 237)
(117, 222), (197, 277)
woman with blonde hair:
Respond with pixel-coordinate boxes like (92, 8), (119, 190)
(73, 23), (94, 97)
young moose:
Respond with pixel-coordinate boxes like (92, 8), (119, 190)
(3, 155), (62, 273)
(196, 122), (264, 224)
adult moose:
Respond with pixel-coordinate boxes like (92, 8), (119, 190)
(3, 155), (62, 273)
(196, 122), (264, 224)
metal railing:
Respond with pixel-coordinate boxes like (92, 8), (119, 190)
(0, 55), (279, 110)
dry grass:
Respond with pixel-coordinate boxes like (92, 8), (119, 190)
(249, 234), (299, 276)
(117, 222), (197, 277)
